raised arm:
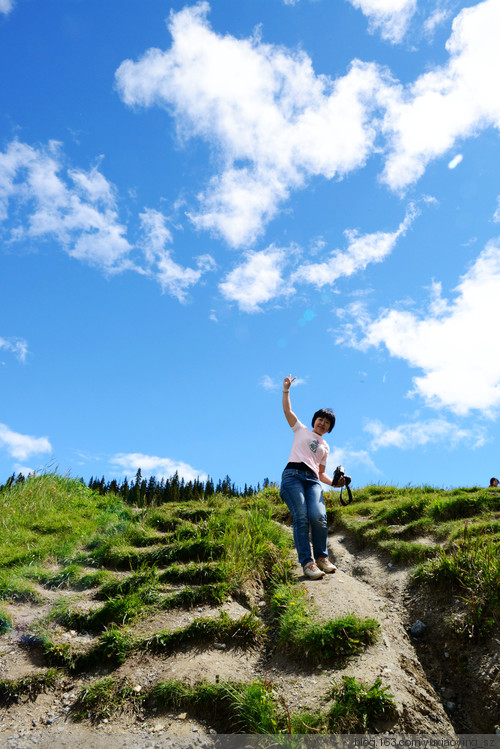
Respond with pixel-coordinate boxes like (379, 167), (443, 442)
(282, 374), (298, 428)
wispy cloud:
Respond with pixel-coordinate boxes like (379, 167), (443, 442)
(0, 336), (28, 362)
(0, 140), (213, 301)
(0, 423), (52, 461)
(260, 374), (307, 390)
(260, 375), (280, 391)
(0, 140), (132, 270)
(338, 237), (500, 415)
(493, 196), (500, 223)
(293, 203), (418, 287)
(365, 417), (486, 449)
(328, 446), (380, 476)
(110, 452), (207, 482)
(139, 208), (216, 302)
(0, 0), (14, 16)
(423, 6), (453, 39)
(346, 0), (417, 44)
(219, 245), (292, 312)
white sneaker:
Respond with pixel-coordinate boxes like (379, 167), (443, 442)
(316, 557), (337, 573)
(303, 562), (325, 579)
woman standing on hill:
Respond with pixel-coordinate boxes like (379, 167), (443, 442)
(280, 374), (343, 580)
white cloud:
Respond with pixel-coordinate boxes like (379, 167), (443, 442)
(260, 374), (307, 390)
(382, 0), (500, 190)
(423, 6), (453, 39)
(0, 336), (28, 362)
(219, 245), (291, 312)
(139, 208), (215, 302)
(0, 0), (14, 16)
(346, 0), (417, 44)
(293, 202), (418, 287)
(0, 140), (213, 301)
(260, 375), (279, 391)
(365, 417), (486, 450)
(115, 2), (390, 247)
(110, 452), (207, 482)
(339, 237), (500, 415)
(0, 140), (133, 271)
(0, 423), (52, 461)
(493, 196), (500, 223)
(328, 446), (380, 476)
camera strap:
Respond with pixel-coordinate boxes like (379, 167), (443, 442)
(339, 484), (353, 506)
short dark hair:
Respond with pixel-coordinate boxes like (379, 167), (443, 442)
(312, 408), (336, 433)
(489, 477), (498, 486)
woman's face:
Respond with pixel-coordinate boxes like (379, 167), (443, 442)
(312, 416), (331, 435)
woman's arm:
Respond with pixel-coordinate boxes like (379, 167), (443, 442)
(282, 374), (298, 428)
(318, 464), (345, 487)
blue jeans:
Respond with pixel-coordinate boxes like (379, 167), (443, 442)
(280, 468), (328, 567)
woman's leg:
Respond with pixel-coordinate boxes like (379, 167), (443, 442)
(280, 470), (313, 567)
(304, 478), (328, 561)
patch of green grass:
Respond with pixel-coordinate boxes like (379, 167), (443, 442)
(0, 473), (133, 568)
(121, 524), (167, 548)
(92, 537), (225, 569)
(207, 504), (294, 586)
(177, 506), (213, 522)
(0, 669), (59, 705)
(428, 494), (495, 521)
(146, 510), (182, 533)
(327, 676), (396, 732)
(224, 679), (282, 733)
(0, 606), (13, 634)
(28, 563), (111, 591)
(72, 676), (145, 723)
(414, 528), (500, 636)
(39, 624), (136, 671)
(158, 561), (226, 585)
(0, 569), (44, 603)
(96, 566), (161, 600)
(49, 589), (159, 634)
(161, 582), (231, 610)
(152, 679), (236, 730)
(270, 584), (379, 665)
(378, 539), (438, 563)
(144, 611), (265, 654)
(152, 677), (284, 733)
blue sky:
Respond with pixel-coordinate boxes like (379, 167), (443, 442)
(2, 0), (500, 491)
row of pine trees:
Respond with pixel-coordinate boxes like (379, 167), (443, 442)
(0, 468), (271, 506)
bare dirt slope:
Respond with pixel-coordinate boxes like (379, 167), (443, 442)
(0, 527), (463, 747)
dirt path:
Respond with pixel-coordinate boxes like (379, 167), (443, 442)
(0, 528), (455, 747)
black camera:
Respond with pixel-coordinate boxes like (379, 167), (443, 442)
(333, 465), (351, 488)
(333, 465), (353, 506)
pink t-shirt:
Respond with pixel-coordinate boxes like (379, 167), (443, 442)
(287, 420), (329, 476)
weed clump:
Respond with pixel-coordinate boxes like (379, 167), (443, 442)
(72, 676), (145, 723)
(328, 676), (396, 731)
(270, 584), (379, 665)
(0, 670), (59, 706)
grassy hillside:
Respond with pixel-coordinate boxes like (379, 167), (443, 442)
(324, 483), (500, 637)
(0, 473), (498, 732)
(0, 473), (392, 734)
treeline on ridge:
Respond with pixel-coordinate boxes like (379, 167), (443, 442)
(0, 468), (272, 506)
